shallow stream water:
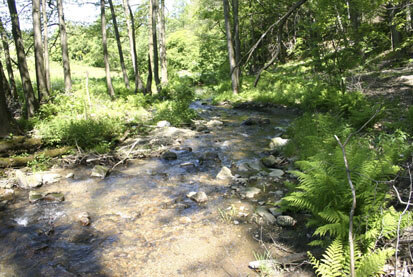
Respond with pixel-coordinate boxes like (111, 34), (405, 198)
(0, 102), (311, 276)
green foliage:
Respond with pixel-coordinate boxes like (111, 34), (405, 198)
(152, 79), (197, 126)
(309, 239), (394, 277)
(27, 154), (51, 172)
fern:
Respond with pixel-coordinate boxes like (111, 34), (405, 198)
(310, 239), (394, 277)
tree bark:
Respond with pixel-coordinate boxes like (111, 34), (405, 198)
(33, 0), (49, 101)
(388, 4), (402, 51)
(0, 18), (18, 102)
(57, 0), (72, 92)
(223, 0), (240, 94)
(232, 0), (241, 66)
(108, 0), (130, 89)
(123, 0), (136, 73)
(0, 60), (14, 137)
(101, 0), (115, 99)
(42, 0), (51, 93)
(7, 0), (38, 118)
(150, 0), (161, 92)
(157, 0), (168, 85)
(146, 54), (153, 94)
(127, 3), (145, 93)
(0, 60), (12, 101)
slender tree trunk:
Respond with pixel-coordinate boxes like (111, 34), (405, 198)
(232, 0), (241, 66)
(0, 18), (18, 101)
(0, 61), (14, 137)
(223, 0), (240, 94)
(157, 0), (168, 85)
(0, 60), (12, 101)
(101, 0), (115, 99)
(57, 0), (72, 92)
(127, 3), (145, 93)
(346, 0), (360, 46)
(150, 0), (161, 92)
(123, 0), (136, 73)
(146, 54), (153, 94)
(42, 0), (51, 93)
(7, 0), (38, 118)
(147, 1), (154, 93)
(388, 4), (402, 51)
(33, 0), (49, 101)
(108, 0), (130, 89)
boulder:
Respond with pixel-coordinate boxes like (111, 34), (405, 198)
(15, 170), (42, 189)
(255, 207), (276, 224)
(77, 212), (91, 226)
(243, 187), (261, 199)
(156, 120), (171, 128)
(216, 166), (233, 180)
(187, 191), (208, 203)
(269, 169), (285, 178)
(29, 191), (43, 203)
(269, 137), (289, 149)
(276, 215), (297, 227)
(91, 165), (109, 179)
(261, 155), (280, 168)
(269, 208), (282, 217)
(162, 150), (178, 160)
(42, 173), (61, 185)
(0, 189), (14, 202)
(43, 192), (65, 202)
(206, 119), (223, 128)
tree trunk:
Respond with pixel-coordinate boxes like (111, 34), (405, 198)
(388, 4), (402, 51)
(0, 60), (12, 101)
(57, 0), (72, 92)
(157, 0), (168, 85)
(42, 0), (51, 93)
(101, 0), (115, 99)
(108, 0), (130, 89)
(232, 0), (241, 66)
(223, 0), (240, 94)
(0, 60), (14, 137)
(150, 0), (161, 92)
(346, 0), (360, 46)
(7, 0), (38, 119)
(32, 0), (49, 101)
(123, 0), (136, 73)
(127, 2), (145, 93)
(146, 54), (153, 94)
(0, 18), (18, 102)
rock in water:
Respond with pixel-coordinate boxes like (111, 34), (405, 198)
(269, 169), (285, 178)
(29, 191), (44, 203)
(276, 215), (297, 227)
(42, 173), (61, 185)
(15, 170), (43, 189)
(216, 166), (233, 180)
(187, 191), (208, 203)
(0, 189), (14, 201)
(43, 192), (65, 202)
(77, 212), (91, 226)
(156, 120), (171, 128)
(244, 187), (261, 199)
(91, 165), (109, 179)
(261, 155), (279, 168)
(269, 137), (289, 149)
(162, 150), (178, 160)
(255, 207), (276, 224)
(248, 260), (278, 270)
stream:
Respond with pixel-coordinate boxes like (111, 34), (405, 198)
(0, 101), (314, 276)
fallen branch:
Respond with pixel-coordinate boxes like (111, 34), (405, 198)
(0, 136), (42, 154)
(0, 146), (72, 168)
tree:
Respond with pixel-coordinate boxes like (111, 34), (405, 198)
(101, 0), (115, 99)
(108, 0), (130, 89)
(222, 0), (240, 94)
(0, 60), (14, 137)
(33, 0), (49, 101)
(150, 0), (161, 92)
(57, 0), (72, 92)
(7, 0), (38, 118)
(43, 0), (52, 92)
(0, 18), (18, 102)
(125, 1), (146, 93)
(157, 0), (168, 85)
